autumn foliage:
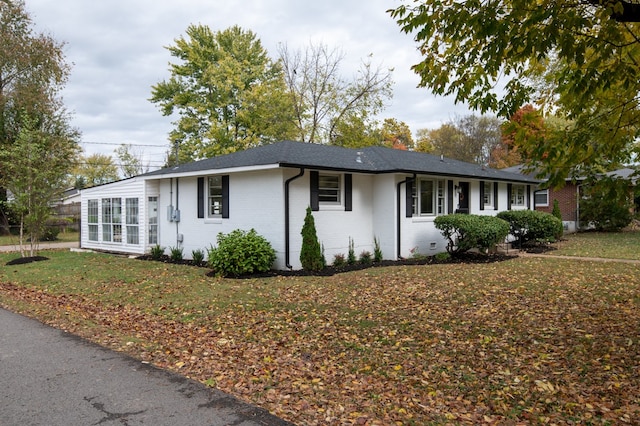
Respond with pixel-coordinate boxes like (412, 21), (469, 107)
(1, 243), (640, 425)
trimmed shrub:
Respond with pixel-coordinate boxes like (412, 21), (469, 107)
(497, 209), (563, 246)
(300, 207), (324, 271)
(207, 228), (276, 277)
(434, 214), (510, 254)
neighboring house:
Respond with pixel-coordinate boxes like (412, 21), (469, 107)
(504, 165), (638, 233)
(80, 141), (539, 270)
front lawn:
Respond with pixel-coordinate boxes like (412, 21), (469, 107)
(551, 230), (640, 260)
(1, 249), (639, 425)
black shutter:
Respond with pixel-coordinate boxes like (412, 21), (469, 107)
(447, 180), (454, 214)
(507, 183), (512, 210)
(493, 182), (499, 210)
(197, 177), (205, 218)
(344, 174), (352, 211)
(310, 171), (319, 211)
(479, 181), (485, 211)
(526, 185), (531, 209)
(221, 175), (229, 218)
(406, 178), (414, 218)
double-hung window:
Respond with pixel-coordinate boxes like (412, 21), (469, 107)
(208, 176), (223, 217)
(412, 179), (445, 216)
(483, 182), (494, 209)
(148, 196), (158, 244)
(511, 184), (526, 207)
(126, 198), (139, 244)
(88, 199), (99, 241)
(102, 198), (122, 242)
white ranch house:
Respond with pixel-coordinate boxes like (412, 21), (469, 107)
(80, 141), (538, 270)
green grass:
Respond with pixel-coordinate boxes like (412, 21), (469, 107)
(1, 238), (640, 425)
(0, 230), (79, 246)
(552, 230), (640, 260)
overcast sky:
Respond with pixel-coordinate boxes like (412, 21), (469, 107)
(26, 0), (472, 170)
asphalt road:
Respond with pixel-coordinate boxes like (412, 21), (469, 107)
(0, 308), (293, 426)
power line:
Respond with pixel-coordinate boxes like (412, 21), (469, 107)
(79, 141), (169, 148)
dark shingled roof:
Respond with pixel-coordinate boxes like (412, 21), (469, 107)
(143, 140), (538, 183)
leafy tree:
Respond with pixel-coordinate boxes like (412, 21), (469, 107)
(489, 105), (540, 169)
(380, 118), (413, 150)
(580, 175), (634, 231)
(390, 1), (640, 184)
(300, 206), (324, 271)
(150, 25), (297, 161)
(330, 112), (381, 148)
(0, 117), (78, 256)
(114, 144), (148, 178)
(71, 153), (119, 188)
(418, 115), (501, 164)
(279, 42), (393, 144)
(0, 0), (79, 244)
(414, 128), (435, 153)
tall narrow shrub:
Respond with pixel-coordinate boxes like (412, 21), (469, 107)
(300, 206), (324, 271)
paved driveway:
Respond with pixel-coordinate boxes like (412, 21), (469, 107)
(0, 308), (293, 426)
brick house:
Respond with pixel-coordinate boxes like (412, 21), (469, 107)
(505, 166), (638, 233)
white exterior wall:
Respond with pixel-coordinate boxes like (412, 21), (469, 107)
(80, 178), (148, 255)
(156, 169), (286, 265)
(286, 171), (376, 269)
(371, 175), (397, 260)
(80, 168), (536, 270)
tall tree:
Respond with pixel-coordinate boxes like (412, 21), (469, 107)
(0, 116), (78, 256)
(114, 144), (148, 178)
(380, 118), (414, 150)
(0, 0), (79, 241)
(150, 25), (297, 162)
(390, 0), (640, 184)
(71, 153), (119, 188)
(278, 42), (394, 144)
(489, 105), (538, 169)
(418, 115), (502, 164)
(330, 112), (381, 149)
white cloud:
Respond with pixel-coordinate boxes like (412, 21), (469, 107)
(27, 0), (472, 168)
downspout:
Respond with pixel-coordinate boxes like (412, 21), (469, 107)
(175, 177), (180, 246)
(396, 174), (416, 259)
(285, 168), (305, 269)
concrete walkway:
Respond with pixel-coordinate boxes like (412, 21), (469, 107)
(0, 308), (293, 426)
(0, 240), (79, 252)
(517, 251), (640, 265)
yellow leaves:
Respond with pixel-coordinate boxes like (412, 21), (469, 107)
(534, 379), (559, 394)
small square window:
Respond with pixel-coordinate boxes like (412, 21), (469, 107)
(319, 174), (341, 204)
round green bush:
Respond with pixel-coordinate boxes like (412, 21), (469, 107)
(434, 214), (510, 254)
(497, 209), (563, 245)
(207, 228), (276, 277)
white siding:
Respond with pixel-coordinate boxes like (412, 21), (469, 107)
(80, 178), (147, 255)
(156, 169), (286, 265)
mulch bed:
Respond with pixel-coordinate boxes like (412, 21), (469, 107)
(5, 256), (49, 266)
(137, 251), (521, 279)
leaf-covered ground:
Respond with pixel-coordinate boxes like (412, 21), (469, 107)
(1, 250), (640, 425)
